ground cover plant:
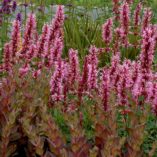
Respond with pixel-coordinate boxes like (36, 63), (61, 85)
(0, 0), (157, 157)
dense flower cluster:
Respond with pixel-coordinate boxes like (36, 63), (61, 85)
(1, 3), (157, 115)
(0, 2), (157, 157)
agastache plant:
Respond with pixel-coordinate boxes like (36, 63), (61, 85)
(142, 8), (152, 32)
(0, 3), (157, 157)
(11, 19), (21, 58)
(102, 18), (113, 52)
(87, 46), (98, 91)
(20, 14), (37, 56)
(68, 48), (80, 87)
(112, 0), (120, 21)
(119, 2), (130, 47)
(50, 59), (64, 102)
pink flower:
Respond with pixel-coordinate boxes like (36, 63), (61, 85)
(120, 2), (130, 47)
(48, 5), (64, 46)
(78, 56), (90, 104)
(62, 61), (69, 105)
(102, 18), (113, 46)
(36, 24), (50, 59)
(3, 43), (12, 72)
(68, 48), (80, 86)
(114, 28), (124, 52)
(26, 44), (36, 61)
(142, 8), (152, 32)
(101, 68), (110, 111)
(133, 3), (142, 28)
(117, 61), (132, 106)
(140, 26), (156, 77)
(131, 62), (142, 99)
(50, 59), (64, 101)
(146, 81), (157, 115)
(11, 19), (21, 58)
(49, 37), (63, 63)
(21, 14), (37, 55)
(110, 53), (120, 87)
(87, 46), (98, 90)
(112, 0), (120, 21)
(120, 2), (130, 34)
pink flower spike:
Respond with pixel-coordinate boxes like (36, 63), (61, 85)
(3, 43), (12, 73)
(142, 8), (152, 32)
(131, 62), (142, 100)
(87, 46), (98, 90)
(109, 53), (120, 87)
(50, 37), (63, 63)
(26, 44), (36, 61)
(112, 0), (120, 21)
(50, 59), (64, 102)
(120, 2), (130, 35)
(101, 68), (110, 111)
(36, 24), (50, 59)
(78, 56), (91, 104)
(68, 48), (80, 86)
(133, 3), (142, 28)
(21, 13), (37, 55)
(120, 2), (130, 47)
(11, 19), (21, 58)
(49, 5), (64, 45)
(117, 62), (132, 106)
(146, 82), (157, 115)
(102, 18), (113, 47)
(140, 26), (156, 75)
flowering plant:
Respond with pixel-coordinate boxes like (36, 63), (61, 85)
(0, 1), (157, 157)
